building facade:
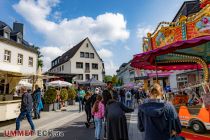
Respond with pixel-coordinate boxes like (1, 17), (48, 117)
(49, 38), (105, 82)
(0, 21), (38, 75)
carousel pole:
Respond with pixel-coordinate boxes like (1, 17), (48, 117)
(155, 57), (158, 83)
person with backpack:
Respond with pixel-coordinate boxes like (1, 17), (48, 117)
(125, 89), (132, 107)
(92, 95), (105, 140)
(138, 83), (183, 140)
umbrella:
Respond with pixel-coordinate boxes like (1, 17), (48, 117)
(16, 80), (32, 89)
(47, 80), (72, 87)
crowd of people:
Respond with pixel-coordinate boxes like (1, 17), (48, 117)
(78, 82), (183, 140)
(16, 81), (183, 140)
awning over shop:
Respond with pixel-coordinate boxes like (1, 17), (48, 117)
(131, 36), (210, 70)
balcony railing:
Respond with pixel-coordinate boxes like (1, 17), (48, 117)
(85, 69), (90, 73)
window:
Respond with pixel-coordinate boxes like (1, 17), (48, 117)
(62, 65), (64, 71)
(90, 53), (94, 59)
(17, 37), (22, 43)
(92, 63), (98, 69)
(17, 54), (23, 65)
(86, 74), (90, 80)
(85, 52), (89, 58)
(4, 50), (11, 62)
(76, 62), (83, 69)
(92, 74), (98, 80)
(4, 32), (10, 39)
(86, 43), (89, 47)
(80, 52), (84, 58)
(28, 57), (33, 66)
(78, 74), (83, 80)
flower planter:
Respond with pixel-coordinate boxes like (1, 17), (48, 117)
(68, 99), (75, 105)
(43, 103), (54, 111)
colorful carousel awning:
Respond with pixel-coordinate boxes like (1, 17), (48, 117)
(131, 36), (210, 71)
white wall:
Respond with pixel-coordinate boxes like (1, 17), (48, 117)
(70, 39), (103, 81)
(0, 41), (37, 75)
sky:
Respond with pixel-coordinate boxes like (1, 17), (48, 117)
(0, 0), (189, 75)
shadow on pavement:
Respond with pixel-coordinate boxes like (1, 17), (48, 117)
(45, 120), (95, 140)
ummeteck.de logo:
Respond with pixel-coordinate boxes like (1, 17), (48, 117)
(4, 129), (64, 137)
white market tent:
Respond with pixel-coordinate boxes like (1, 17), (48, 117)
(16, 80), (32, 89)
(46, 80), (72, 88)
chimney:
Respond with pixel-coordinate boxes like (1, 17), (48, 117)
(13, 22), (24, 36)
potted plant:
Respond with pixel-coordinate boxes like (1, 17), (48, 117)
(68, 87), (76, 105)
(60, 88), (68, 107)
(43, 88), (57, 111)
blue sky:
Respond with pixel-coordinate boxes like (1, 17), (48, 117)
(0, 0), (188, 75)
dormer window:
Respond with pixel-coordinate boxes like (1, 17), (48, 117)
(17, 36), (22, 43)
(4, 32), (10, 39)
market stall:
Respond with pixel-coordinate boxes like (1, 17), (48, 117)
(131, 1), (210, 133)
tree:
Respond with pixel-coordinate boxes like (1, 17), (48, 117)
(112, 75), (118, 86)
(32, 45), (44, 68)
(104, 75), (112, 83)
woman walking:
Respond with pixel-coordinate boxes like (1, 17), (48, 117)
(105, 97), (134, 140)
(83, 91), (92, 128)
(138, 83), (182, 140)
(92, 95), (104, 140)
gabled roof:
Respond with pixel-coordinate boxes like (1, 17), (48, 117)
(50, 38), (87, 69)
(50, 37), (104, 70)
(172, 0), (201, 22)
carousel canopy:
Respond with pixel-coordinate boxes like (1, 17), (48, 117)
(131, 35), (210, 70)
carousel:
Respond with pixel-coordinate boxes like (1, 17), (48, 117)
(131, 1), (210, 133)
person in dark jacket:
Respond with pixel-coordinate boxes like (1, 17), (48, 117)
(16, 86), (35, 130)
(138, 83), (182, 140)
(32, 85), (42, 119)
(83, 91), (92, 128)
(102, 81), (114, 139)
(106, 99), (134, 140)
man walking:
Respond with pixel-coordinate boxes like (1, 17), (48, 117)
(16, 86), (35, 131)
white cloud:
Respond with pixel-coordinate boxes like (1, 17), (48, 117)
(136, 25), (154, 39)
(13, 0), (129, 74)
(104, 60), (118, 75)
(136, 25), (154, 52)
(40, 46), (64, 72)
(124, 45), (130, 51)
(97, 48), (113, 59)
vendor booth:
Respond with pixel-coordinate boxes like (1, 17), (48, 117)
(131, 1), (210, 133)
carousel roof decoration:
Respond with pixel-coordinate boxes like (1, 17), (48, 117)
(131, 1), (210, 82)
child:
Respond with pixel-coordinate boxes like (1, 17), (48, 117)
(92, 95), (104, 140)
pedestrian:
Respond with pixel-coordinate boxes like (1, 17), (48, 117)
(83, 91), (92, 128)
(32, 85), (42, 119)
(102, 81), (114, 139)
(78, 87), (85, 112)
(119, 88), (125, 104)
(105, 97), (134, 140)
(91, 88), (100, 126)
(92, 95), (105, 140)
(138, 83), (182, 140)
(16, 86), (35, 131)
(125, 89), (132, 107)
(134, 88), (140, 107)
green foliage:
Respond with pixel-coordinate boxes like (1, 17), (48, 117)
(44, 88), (57, 104)
(38, 59), (43, 68)
(68, 88), (77, 100)
(104, 75), (112, 83)
(60, 88), (68, 101)
(112, 75), (118, 86)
